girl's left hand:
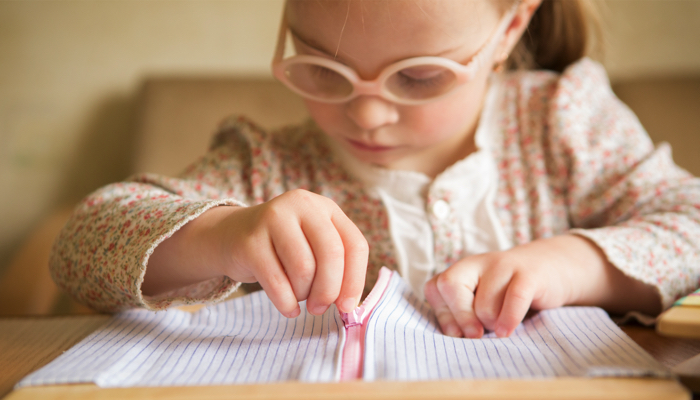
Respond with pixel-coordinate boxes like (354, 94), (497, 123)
(423, 234), (641, 339)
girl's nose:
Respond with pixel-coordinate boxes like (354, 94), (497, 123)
(345, 96), (399, 130)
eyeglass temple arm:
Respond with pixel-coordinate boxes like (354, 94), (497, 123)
(473, 4), (519, 69)
(272, 14), (288, 64)
(489, 4), (520, 62)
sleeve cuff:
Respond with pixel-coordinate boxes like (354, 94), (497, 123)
(143, 276), (242, 310)
(569, 228), (670, 310)
(136, 198), (247, 311)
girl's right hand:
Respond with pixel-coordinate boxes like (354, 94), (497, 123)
(209, 189), (369, 317)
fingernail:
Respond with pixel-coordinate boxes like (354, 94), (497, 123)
(495, 326), (509, 338)
(445, 324), (461, 337)
(285, 306), (301, 319)
(310, 304), (329, 315)
(464, 325), (480, 339)
(340, 297), (358, 313)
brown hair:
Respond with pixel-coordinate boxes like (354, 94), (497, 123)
(507, 0), (602, 72)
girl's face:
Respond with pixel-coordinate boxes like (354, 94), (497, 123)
(285, 0), (527, 177)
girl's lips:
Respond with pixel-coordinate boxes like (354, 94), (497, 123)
(346, 139), (398, 152)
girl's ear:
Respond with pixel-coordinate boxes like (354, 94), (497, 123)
(493, 0), (543, 68)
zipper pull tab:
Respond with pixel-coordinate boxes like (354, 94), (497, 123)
(341, 305), (366, 328)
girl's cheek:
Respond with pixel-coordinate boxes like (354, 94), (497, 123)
(420, 83), (490, 134)
(304, 101), (345, 132)
(405, 100), (476, 138)
(304, 100), (337, 132)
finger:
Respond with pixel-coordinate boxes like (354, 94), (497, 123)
(301, 213), (345, 315)
(494, 272), (535, 337)
(424, 277), (464, 337)
(331, 210), (369, 313)
(253, 249), (301, 319)
(473, 264), (512, 331)
(434, 265), (484, 339)
(270, 218), (316, 301)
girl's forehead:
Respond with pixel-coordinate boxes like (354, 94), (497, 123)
(286, 0), (501, 64)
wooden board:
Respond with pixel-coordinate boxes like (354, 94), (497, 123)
(657, 307), (700, 339)
(4, 379), (691, 400)
(0, 316), (110, 398)
(673, 353), (700, 393)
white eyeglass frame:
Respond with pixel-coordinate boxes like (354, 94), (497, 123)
(271, 5), (518, 105)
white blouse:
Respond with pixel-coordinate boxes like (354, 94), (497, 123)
(334, 75), (513, 298)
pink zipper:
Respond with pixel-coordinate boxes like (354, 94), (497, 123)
(339, 267), (393, 381)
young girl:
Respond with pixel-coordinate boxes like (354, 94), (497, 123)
(51, 0), (700, 340)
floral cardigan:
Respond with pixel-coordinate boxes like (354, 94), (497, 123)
(50, 59), (700, 313)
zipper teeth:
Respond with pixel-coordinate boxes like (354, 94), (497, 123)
(339, 268), (394, 381)
(357, 268), (393, 318)
(340, 325), (362, 381)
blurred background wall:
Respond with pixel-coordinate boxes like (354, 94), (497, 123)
(1, 0), (700, 275)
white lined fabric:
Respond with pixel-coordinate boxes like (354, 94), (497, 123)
(363, 273), (670, 381)
(18, 291), (343, 388)
(19, 274), (670, 388)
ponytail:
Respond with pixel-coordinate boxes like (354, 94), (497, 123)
(507, 0), (602, 72)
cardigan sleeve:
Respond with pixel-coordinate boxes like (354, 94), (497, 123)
(49, 116), (282, 312)
(548, 59), (700, 309)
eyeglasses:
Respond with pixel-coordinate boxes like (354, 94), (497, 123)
(271, 6), (517, 105)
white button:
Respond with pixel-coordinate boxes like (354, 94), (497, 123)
(431, 200), (450, 220)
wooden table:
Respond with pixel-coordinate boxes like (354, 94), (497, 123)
(1, 315), (699, 400)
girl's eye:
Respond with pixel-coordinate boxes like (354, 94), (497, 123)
(394, 65), (452, 89)
(396, 70), (447, 89)
(386, 66), (458, 99)
(311, 65), (342, 81)
(399, 66), (446, 80)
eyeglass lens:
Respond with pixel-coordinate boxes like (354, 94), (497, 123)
(285, 63), (354, 100)
(283, 62), (459, 101)
(385, 65), (459, 100)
